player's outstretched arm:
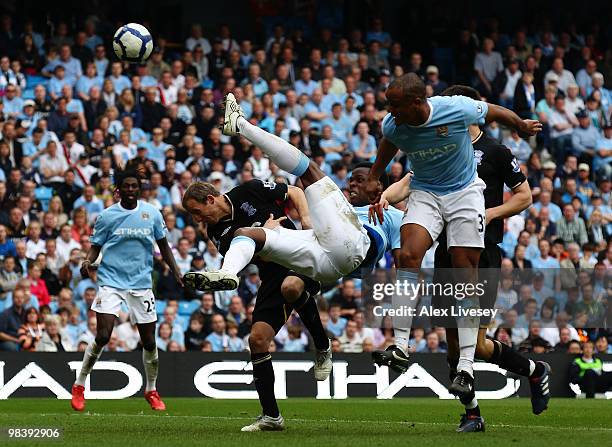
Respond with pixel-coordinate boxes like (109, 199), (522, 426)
(485, 181), (532, 224)
(157, 237), (184, 287)
(366, 137), (398, 203)
(369, 172), (412, 225)
(287, 185), (312, 230)
(80, 244), (102, 279)
(485, 103), (542, 138)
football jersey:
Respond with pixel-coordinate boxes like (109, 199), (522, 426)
(91, 201), (167, 290)
(347, 205), (403, 277)
(382, 95), (488, 195)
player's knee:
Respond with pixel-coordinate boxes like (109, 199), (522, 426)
(141, 338), (156, 352)
(280, 277), (304, 303)
(475, 337), (489, 360)
(249, 330), (271, 353)
(398, 250), (422, 268)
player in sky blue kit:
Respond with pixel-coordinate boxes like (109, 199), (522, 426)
(183, 94), (403, 295)
(71, 171), (183, 413)
(365, 73), (542, 401)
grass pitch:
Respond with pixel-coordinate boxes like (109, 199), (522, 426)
(1, 398), (610, 446)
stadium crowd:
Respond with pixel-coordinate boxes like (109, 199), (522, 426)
(0, 11), (609, 372)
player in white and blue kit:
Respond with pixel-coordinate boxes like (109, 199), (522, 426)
(366, 73), (542, 399)
(71, 171), (183, 413)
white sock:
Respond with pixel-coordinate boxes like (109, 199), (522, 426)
(237, 116), (309, 176)
(75, 341), (103, 386)
(465, 397), (479, 410)
(392, 270), (419, 354)
(221, 236), (256, 274)
(143, 347), (159, 392)
(457, 326), (478, 377)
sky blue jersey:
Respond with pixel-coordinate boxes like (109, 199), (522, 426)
(348, 205), (403, 277)
(91, 201), (167, 290)
(382, 95), (488, 195)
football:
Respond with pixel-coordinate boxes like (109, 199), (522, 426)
(112, 23), (154, 63)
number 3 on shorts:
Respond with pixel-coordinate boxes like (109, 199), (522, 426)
(477, 214), (484, 233)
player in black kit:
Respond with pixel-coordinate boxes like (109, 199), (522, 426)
(434, 85), (550, 431)
(182, 179), (331, 432)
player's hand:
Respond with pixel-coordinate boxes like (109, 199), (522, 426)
(364, 177), (381, 204)
(519, 119), (543, 138)
(80, 261), (92, 279)
(264, 213), (287, 230)
(485, 208), (495, 226)
(368, 197), (389, 225)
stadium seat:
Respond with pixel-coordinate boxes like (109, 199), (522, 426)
(35, 186), (54, 212)
(178, 300), (200, 316)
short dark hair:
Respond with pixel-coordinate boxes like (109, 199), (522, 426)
(441, 84), (481, 101)
(352, 162), (390, 190)
(116, 170), (142, 188)
(388, 73), (426, 99)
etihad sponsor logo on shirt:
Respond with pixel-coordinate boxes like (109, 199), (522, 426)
(405, 143), (458, 162)
(113, 227), (152, 237)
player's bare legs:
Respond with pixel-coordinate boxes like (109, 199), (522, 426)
(71, 313), (116, 411)
(242, 321), (285, 432)
(137, 322), (165, 410)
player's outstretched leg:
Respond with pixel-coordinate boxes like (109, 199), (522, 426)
(71, 313), (116, 411)
(242, 322), (285, 432)
(138, 322), (166, 411)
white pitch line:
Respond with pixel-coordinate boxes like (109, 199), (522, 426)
(3, 412), (610, 433)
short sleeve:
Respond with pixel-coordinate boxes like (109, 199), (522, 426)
(498, 146), (527, 189)
(386, 208), (403, 250)
(457, 96), (488, 126)
(153, 208), (168, 241)
(90, 212), (109, 246)
(247, 179), (288, 203)
(381, 113), (396, 141)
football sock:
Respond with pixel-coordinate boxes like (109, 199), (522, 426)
(457, 326), (478, 377)
(143, 347), (159, 392)
(490, 340), (534, 378)
(251, 352), (279, 418)
(237, 117), (309, 176)
(295, 293), (329, 351)
(221, 236), (256, 275)
(75, 341), (103, 386)
(393, 270), (419, 354)
(465, 399), (481, 418)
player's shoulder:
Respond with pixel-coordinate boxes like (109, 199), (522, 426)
(381, 113), (396, 135)
(139, 201), (163, 217)
(383, 205), (404, 226)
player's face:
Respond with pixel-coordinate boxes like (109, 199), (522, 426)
(386, 87), (423, 126)
(119, 177), (140, 205)
(184, 197), (221, 225)
(348, 167), (381, 206)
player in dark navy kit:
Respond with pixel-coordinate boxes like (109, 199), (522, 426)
(181, 178), (330, 432)
(435, 85), (550, 431)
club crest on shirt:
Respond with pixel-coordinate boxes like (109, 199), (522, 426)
(240, 202), (257, 216)
(474, 149), (484, 165)
(141, 212), (150, 220)
(436, 126), (449, 137)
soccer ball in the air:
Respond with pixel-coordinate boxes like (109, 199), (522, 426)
(113, 23), (153, 63)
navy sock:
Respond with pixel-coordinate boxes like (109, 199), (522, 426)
(295, 294), (329, 351)
(251, 352), (279, 418)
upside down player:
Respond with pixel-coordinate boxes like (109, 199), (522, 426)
(366, 73), (542, 402)
(372, 85), (550, 432)
(181, 178), (333, 432)
(71, 171), (183, 412)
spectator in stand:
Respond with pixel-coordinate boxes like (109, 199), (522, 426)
(474, 37), (503, 98)
(549, 95), (578, 165)
(569, 340), (612, 398)
(0, 287), (27, 350)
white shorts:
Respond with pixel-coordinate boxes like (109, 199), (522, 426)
(259, 176), (370, 283)
(91, 286), (157, 324)
(402, 177), (486, 248)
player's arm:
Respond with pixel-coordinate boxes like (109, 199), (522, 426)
(80, 244), (102, 278)
(485, 103), (542, 138)
(366, 137), (398, 203)
(369, 172), (411, 225)
(287, 185), (312, 230)
(485, 181), (532, 224)
(157, 237), (184, 287)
